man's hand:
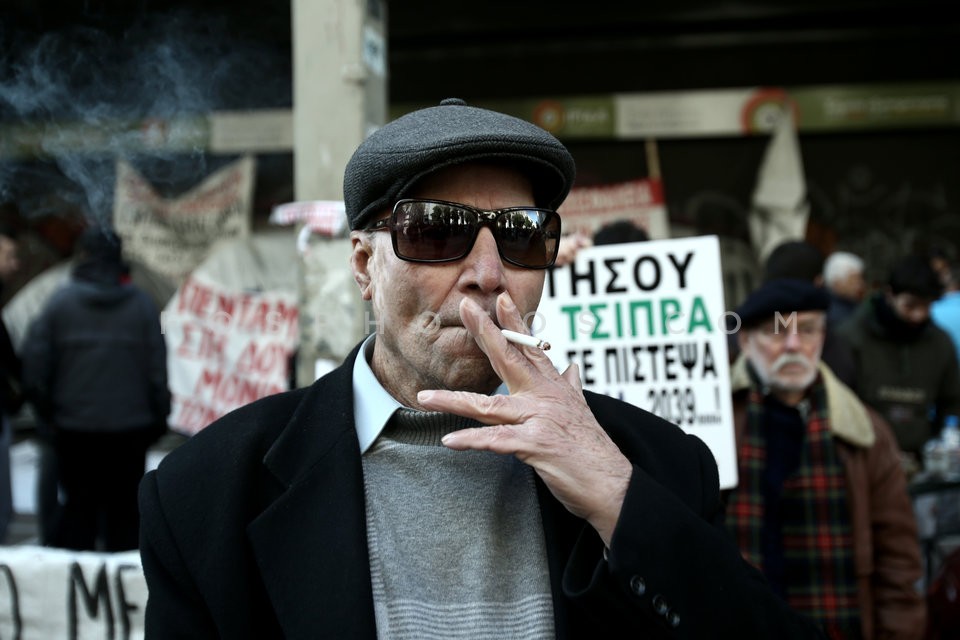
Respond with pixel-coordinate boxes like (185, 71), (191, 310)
(418, 293), (633, 547)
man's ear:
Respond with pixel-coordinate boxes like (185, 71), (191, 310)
(350, 231), (375, 301)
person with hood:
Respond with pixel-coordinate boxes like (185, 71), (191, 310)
(22, 225), (170, 551)
(836, 254), (960, 462)
(727, 278), (925, 639)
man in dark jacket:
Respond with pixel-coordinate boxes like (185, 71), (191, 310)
(22, 225), (170, 551)
(837, 254), (960, 462)
(139, 100), (827, 638)
(0, 222), (22, 543)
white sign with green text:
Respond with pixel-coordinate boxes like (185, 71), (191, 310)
(537, 235), (737, 488)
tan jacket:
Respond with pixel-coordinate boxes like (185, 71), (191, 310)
(730, 356), (926, 640)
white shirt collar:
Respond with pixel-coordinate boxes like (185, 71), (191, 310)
(351, 334), (507, 454)
(352, 335), (402, 454)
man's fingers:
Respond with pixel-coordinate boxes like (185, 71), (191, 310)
(441, 425), (507, 451)
(418, 388), (525, 425)
(494, 293), (558, 378)
(494, 291), (528, 334)
(560, 363), (583, 392)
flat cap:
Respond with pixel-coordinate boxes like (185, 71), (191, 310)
(734, 278), (830, 329)
(343, 98), (576, 231)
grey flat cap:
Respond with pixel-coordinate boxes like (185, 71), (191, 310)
(343, 98), (576, 231)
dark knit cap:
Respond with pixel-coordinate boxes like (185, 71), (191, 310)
(343, 98), (576, 231)
(77, 225), (123, 264)
(762, 240), (824, 283)
(734, 278), (830, 329)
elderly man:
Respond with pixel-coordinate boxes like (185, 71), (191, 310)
(139, 99), (826, 638)
(823, 251), (866, 328)
(726, 278), (925, 639)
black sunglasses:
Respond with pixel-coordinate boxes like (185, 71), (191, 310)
(365, 198), (562, 269)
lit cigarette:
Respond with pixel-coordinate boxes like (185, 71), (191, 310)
(501, 329), (551, 351)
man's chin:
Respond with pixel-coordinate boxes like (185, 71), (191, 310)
(430, 331), (502, 391)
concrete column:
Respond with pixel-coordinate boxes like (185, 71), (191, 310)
(291, 0), (387, 387)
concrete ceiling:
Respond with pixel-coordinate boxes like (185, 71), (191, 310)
(1, 0), (956, 109)
(387, 0), (959, 101)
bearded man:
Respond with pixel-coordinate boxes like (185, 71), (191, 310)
(725, 278), (925, 640)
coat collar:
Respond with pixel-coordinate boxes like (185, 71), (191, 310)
(247, 342), (379, 639)
(730, 353), (875, 448)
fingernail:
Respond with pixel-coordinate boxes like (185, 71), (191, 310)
(417, 390), (433, 403)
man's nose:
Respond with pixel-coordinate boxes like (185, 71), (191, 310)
(460, 228), (506, 293)
(782, 330), (803, 351)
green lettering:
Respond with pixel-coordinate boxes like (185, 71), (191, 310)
(589, 303), (609, 339)
(688, 296), (713, 333)
(560, 305), (582, 341)
(629, 300), (654, 337)
(660, 298), (682, 336)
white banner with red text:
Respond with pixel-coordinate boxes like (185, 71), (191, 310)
(558, 178), (669, 240)
(162, 271), (298, 435)
(113, 156), (254, 285)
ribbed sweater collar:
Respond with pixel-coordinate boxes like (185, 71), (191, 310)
(385, 408), (482, 446)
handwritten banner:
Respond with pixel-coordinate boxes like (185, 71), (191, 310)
(0, 547), (145, 639)
(163, 272), (298, 435)
(113, 155), (254, 284)
(537, 235), (738, 488)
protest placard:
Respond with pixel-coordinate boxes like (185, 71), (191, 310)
(0, 547), (145, 640)
(537, 235), (738, 488)
(163, 271), (298, 435)
(558, 178), (669, 239)
(113, 155), (254, 284)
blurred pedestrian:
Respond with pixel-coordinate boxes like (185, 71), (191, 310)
(0, 222), (22, 543)
(931, 263), (960, 365)
(22, 225), (170, 551)
(763, 240), (825, 285)
(727, 278), (925, 639)
(553, 218), (649, 267)
(823, 251), (866, 329)
(592, 218), (650, 246)
(837, 254), (960, 463)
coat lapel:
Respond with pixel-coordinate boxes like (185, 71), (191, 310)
(247, 346), (378, 639)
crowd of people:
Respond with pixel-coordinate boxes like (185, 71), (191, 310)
(0, 99), (958, 638)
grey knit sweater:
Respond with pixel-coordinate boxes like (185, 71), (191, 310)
(361, 409), (555, 639)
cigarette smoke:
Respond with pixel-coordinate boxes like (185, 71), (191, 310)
(0, 5), (292, 224)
